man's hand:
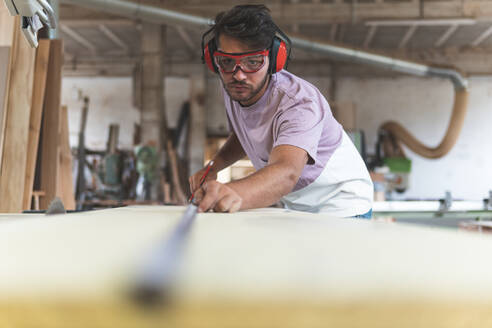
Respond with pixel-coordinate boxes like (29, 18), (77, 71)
(193, 181), (242, 213)
(189, 166), (218, 194)
(4, 0), (56, 47)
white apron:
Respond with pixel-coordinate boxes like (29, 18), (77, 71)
(281, 131), (374, 217)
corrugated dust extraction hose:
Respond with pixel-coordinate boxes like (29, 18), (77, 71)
(380, 88), (469, 159)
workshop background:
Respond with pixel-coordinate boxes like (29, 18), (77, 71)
(55, 0), (492, 206)
(3, 1), (492, 327)
(2, 0), (492, 209)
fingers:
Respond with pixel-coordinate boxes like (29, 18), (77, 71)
(228, 198), (242, 213)
(196, 181), (242, 213)
(189, 171), (201, 193)
(197, 182), (220, 212)
(213, 194), (242, 213)
(188, 174), (200, 194)
(192, 187), (205, 204)
(188, 168), (216, 194)
(188, 176), (195, 194)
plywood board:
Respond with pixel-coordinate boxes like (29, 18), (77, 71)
(0, 5), (14, 47)
(39, 40), (63, 210)
(22, 40), (51, 210)
(59, 105), (75, 210)
(0, 3), (15, 177)
(1, 206), (492, 326)
(0, 18), (36, 213)
(0, 47), (9, 157)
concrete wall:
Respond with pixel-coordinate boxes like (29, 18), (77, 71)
(337, 76), (492, 201)
(62, 77), (140, 150)
(165, 77), (190, 129)
(62, 75), (492, 201)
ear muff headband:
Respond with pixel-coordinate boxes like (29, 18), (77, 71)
(202, 26), (219, 73)
(203, 39), (218, 73)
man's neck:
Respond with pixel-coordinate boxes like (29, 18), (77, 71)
(239, 75), (271, 107)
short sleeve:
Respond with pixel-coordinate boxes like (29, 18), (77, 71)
(273, 98), (325, 165)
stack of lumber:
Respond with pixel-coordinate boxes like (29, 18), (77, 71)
(0, 5), (74, 212)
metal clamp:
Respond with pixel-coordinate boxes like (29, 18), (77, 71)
(439, 191), (452, 213)
(484, 190), (492, 210)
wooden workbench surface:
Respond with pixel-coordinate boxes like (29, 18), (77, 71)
(1, 205), (492, 327)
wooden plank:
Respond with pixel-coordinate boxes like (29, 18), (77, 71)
(0, 47), (9, 162)
(2, 206), (492, 326)
(0, 5), (15, 179)
(39, 40), (63, 210)
(59, 105), (76, 210)
(0, 17), (36, 213)
(0, 5), (14, 47)
(22, 40), (51, 210)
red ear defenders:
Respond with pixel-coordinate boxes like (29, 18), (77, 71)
(202, 35), (289, 74)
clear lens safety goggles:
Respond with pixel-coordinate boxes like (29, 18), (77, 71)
(213, 49), (269, 73)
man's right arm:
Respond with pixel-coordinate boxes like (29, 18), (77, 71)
(189, 132), (246, 193)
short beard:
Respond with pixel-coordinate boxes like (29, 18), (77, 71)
(221, 73), (270, 106)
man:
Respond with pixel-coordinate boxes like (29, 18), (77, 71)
(190, 4), (373, 217)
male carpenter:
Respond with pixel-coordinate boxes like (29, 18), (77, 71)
(190, 5), (373, 217)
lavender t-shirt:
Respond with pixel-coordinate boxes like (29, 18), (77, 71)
(223, 70), (343, 192)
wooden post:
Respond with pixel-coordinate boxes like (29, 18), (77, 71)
(59, 106), (75, 210)
(0, 5), (14, 47)
(0, 17), (36, 213)
(140, 24), (166, 201)
(140, 23), (164, 150)
(189, 72), (207, 176)
(39, 40), (63, 210)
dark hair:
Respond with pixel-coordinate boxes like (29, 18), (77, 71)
(213, 5), (277, 50)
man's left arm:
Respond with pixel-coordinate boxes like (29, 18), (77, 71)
(194, 145), (308, 213)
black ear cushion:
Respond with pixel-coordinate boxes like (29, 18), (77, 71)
(203, 38), (219, 73)
(269, 37), (281, 74)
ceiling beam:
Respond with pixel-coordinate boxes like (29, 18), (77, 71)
(434, 25), (459, 47)
(366, 18), (476, 26)
(60, 24), (98, 54)
(98, 24), (129, 53)
(398, 25), (418, 49)
(61, 1), (492, 26)
(470, 25), (492, 47)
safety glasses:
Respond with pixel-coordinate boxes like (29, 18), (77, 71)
(213, 49), (269, 73)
